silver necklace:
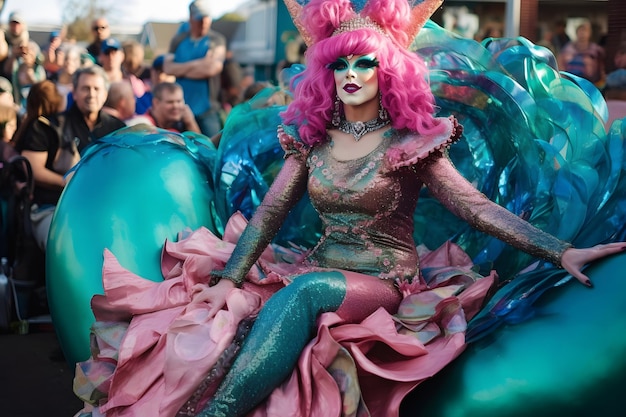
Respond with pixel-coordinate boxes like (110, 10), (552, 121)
(337, 117), (390, 141)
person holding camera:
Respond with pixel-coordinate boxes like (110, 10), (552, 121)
(7, 38), (46, 111)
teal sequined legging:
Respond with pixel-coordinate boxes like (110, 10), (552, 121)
(197, 270), (402, 417)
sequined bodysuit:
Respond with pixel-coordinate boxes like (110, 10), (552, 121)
(305, 134), (421, 281)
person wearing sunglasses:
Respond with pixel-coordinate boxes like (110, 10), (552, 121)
(86, 17), (110, 66)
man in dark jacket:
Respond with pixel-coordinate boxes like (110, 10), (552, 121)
(63, 65), (126, 151)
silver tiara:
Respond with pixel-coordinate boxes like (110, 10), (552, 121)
(331, 16), (387, 37)
(284, 0), (444, 49)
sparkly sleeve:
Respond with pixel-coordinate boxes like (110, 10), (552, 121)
(214, 153), (309, 286)
(418, 151), (572, 266)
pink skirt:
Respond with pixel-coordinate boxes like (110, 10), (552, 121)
(74, 213), (496, 417)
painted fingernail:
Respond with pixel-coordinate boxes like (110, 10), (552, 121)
(584, 279), (593, 287)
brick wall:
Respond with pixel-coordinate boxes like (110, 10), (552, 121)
(606, 0), (626, 71)
(520, 0), (539, 42)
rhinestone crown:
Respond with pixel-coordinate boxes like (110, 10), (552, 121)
(331, 16), (387, 38)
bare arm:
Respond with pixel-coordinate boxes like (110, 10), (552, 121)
(43, 37), (62, 72)
(0, 31), (8, 62)
(163, 44), (226, 79)
(21, 150), (66, 190)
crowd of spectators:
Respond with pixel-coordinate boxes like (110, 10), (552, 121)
(0, 0), (259, 146)
(0, 0), (272, 271)
(6, 0), (622, 280)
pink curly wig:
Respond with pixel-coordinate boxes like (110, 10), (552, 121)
(280, 0), (448, 146)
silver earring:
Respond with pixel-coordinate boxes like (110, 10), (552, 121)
(379, 94), (389, 121)
(331, 95), (341, 127)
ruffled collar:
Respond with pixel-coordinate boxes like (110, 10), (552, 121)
(383, 117), (457, 171)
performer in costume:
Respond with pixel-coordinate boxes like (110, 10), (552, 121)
(72, 0), (625, 416)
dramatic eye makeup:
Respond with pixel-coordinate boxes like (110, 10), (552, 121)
(327, 54), (379, 71)
(354, 55), (379, 69)
(327, 58), (348, 71)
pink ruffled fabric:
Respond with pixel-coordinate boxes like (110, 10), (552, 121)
(75, 213), (495, 417)
(94, 257), (263, 417)
(78, 214), (286, 417)
(247, 242), (496, 417)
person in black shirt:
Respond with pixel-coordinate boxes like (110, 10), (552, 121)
(63, 66), (126, 151)
(15, 65), (124, 250)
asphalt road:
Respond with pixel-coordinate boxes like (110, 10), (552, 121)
(0, 323), (83, 417)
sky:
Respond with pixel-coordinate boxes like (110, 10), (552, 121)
(0, 0), (249, 27)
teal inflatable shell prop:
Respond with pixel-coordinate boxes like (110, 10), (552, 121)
(400, 21), (626, 416)
(402, 252), (626, 417)
(47, 127), (217, 365)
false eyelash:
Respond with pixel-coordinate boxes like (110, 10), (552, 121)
(327, 60), (347, 70)
(356, 58), (379, 68)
